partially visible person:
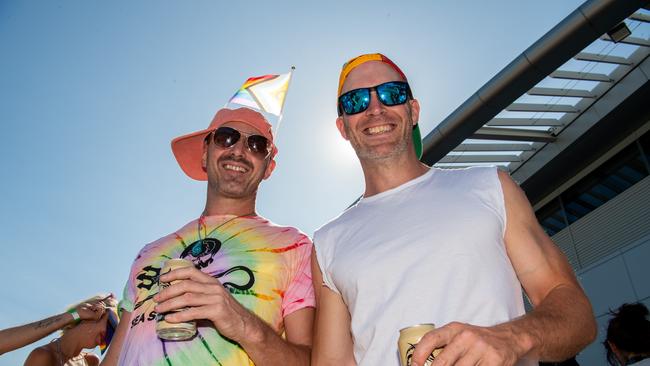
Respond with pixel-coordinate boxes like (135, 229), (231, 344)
(23, 294), (118, 366)
(0, 296), (109, 355)
(604, 302), (650, 365)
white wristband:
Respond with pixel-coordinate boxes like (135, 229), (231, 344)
(68, 309), (80, 323)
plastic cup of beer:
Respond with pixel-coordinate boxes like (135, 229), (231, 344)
(398, 323), (443, 366)
(156, 258), (197, 341)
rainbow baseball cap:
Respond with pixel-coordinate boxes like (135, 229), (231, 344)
(337, 53), (422, 159)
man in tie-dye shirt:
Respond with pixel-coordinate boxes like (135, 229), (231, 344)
(102, 107), (315, 365)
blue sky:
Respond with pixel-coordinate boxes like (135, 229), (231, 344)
(0, 1), (583, 364)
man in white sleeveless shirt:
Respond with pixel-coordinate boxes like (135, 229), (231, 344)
(311, 53), (597, 366)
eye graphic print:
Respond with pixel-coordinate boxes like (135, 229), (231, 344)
(180, 238), (222, 269)
(180, 237), (255, 291)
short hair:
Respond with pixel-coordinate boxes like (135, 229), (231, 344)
(603, 302), (650, 365)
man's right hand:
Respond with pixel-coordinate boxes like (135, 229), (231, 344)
(153, 266), (261, 343)
(411, 321), (531, 366)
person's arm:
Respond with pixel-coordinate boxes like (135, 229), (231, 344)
(98, 310), (131, 366)
(239, 307), (314, 364)
(153, 266), (312, 366)
(412, 170), (597, 366)
(1, 301), (104, 355)
(311, 247), (356, 366)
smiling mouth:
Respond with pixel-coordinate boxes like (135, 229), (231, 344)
(222, 163), (248, 173)
(364, 124), (395, 135)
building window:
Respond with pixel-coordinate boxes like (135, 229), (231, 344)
(536, 198), (567, 236)
(537, 130), (650, 234)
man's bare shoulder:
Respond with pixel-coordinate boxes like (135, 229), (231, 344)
(496, 168), (530, 205)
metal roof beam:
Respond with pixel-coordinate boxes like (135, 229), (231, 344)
(472, 127), (557, 142)
(630, 12), (650, 23)
(550, 70), (613, 82)
(600, 35), (650, 47)
(421, 0), (647, 165)
(507, 103), (580, 113)
(454, 143), (536, 152)
(574, 52), (632, 65)
(527, 87), (596, 98)
(487, 117), (565, 126)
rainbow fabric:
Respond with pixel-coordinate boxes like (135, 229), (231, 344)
(229, 72), (292, 116)
(118, 214), (314, 366)
(99, 308), (119, 355)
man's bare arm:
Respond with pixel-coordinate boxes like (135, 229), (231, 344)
(496, 170), (596, 361)
(412, 170), (596, 366)
(311, 247), (356, 366)
(236, 307), (314, 365)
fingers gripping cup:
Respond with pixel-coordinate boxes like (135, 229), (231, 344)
(156, 259), (197, 341)
(398, 324), (443, 366)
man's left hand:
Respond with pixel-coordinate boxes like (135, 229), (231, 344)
(153, 266), (259, 343)
(411, 321), (533, 366)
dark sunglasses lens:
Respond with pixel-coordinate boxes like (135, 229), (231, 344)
(213, 127), (240, 148)
(247, 135), (270, 157)
(340, 89), (370, 115)
(377, 82), (408, 106)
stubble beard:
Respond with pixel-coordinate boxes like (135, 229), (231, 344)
(345, 115), (412, 162)
(354, 134), (408, 161)
(209, 177), (258, 199)
(207, 154), (264, 200)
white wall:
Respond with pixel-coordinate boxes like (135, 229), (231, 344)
(575, 236), (650, 366)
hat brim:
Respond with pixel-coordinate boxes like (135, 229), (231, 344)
(171, 128), (212, 181)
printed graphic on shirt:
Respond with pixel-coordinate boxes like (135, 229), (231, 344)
(132, 237), (255, 315)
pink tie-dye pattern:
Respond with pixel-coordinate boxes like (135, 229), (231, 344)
(118, 215), (314, 365)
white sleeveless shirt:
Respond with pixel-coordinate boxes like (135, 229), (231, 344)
(314, 167), (534, 365)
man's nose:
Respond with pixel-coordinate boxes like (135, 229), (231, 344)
(365, 90), (385, 115)
(230, 136), (247, 155)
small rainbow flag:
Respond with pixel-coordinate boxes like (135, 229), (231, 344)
(229, 71), (292, 117)
(99, 308), (119, 355)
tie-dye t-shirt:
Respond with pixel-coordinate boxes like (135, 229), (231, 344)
(118, 214), (314, 366)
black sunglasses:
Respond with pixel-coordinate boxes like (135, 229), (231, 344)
(338, 81), (412, 116)
(209, 126), (272, 159)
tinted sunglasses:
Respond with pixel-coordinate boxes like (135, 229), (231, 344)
(338, 81), (412, 116)
(209, 126), (272, 159)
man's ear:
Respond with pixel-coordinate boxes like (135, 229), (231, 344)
(336, 116), (349, 140)
(202, 139), (208, 171)
(409, 98), (420, 127)
(263, 159), (276, 180)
